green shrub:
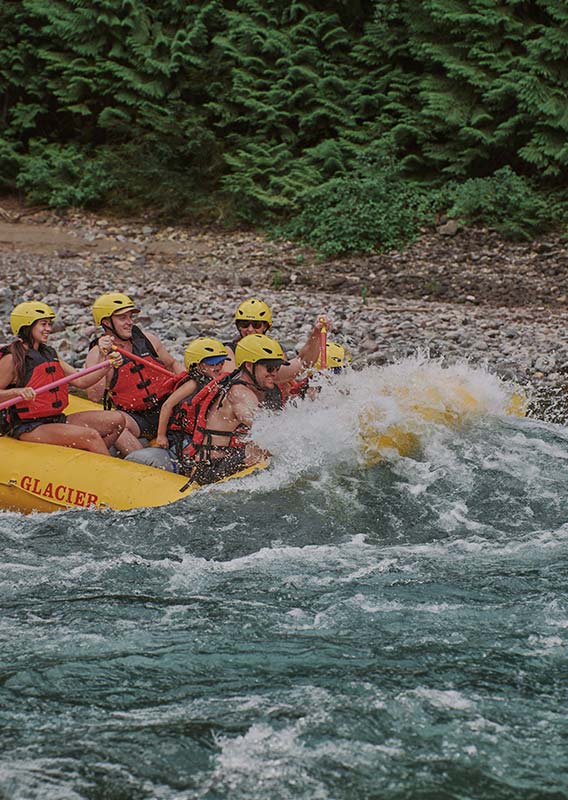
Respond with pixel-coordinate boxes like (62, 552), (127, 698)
(16, 141), (115, 208)
(448, 167), (561, 241)
(100, 137), (219, 219)
(277, 153), (436, 256)
(14, 137), (211, 217)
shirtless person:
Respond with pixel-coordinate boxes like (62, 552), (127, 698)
(183, 327), (328, 485)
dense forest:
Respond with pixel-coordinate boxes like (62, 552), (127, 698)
(1, 0), (567, 252)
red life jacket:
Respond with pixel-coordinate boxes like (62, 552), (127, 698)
(283, 376), (310, 400)
(180, 372), (284, 466)
(1, 344), (68, 423)
(178, 375), (248, 466)
(168, 372), (224, 437)
(98, 326), (177, 412)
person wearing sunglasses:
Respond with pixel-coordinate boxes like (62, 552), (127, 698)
(224, 297), (331, 377)
(222, 298), (273, 369)
(180, 333), (316, 485)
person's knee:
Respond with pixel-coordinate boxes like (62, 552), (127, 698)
(80, 428), (105, 448)
(124, 414), (141, 437)
(108, 411), (125, 433)
(119, 411), (130, 430)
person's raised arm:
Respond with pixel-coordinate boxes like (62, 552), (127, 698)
(296, 315), (331, 367)
(273, 315), (331, 383)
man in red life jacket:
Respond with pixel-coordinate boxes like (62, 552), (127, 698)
(183, 333), (317, 485)
(85, 292), (185, 444)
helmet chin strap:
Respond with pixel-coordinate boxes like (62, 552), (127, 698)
(241, 365), (267, 393)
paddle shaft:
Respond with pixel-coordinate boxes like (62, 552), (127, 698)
(0, 359), (112, 412)
(319, 321), (327, 369)
(114, 346), (176, 378)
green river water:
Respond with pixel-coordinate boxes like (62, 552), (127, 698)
(1, 360), (567, 799)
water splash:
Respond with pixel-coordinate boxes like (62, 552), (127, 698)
(215, 356), (526, 495)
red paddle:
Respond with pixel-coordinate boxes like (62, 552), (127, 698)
(0, 359), (112, 412)
(319, 318), (327, 369)
(114, 346), (177, 378)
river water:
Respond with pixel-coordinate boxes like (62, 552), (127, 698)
(1, 360), (567, 799)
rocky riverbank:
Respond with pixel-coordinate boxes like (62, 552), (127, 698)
(1, 202), (567, 421)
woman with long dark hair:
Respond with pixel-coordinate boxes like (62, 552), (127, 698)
(0, 301), (130, 455)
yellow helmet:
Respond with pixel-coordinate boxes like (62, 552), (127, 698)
(235, 334), (288, 368)
(92, 292), (139, 326)
(315, 342), (350, 371)
(10, 301), (56, 335)
(184, 338), (228, 370)
(235, 298), (272, 328)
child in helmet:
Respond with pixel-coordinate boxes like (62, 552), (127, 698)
(125, 338), (230, 472)
(156, 338), (230, 448)
(0, 301), (128, 455)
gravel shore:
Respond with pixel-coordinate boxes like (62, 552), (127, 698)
(1, 207), (567, 422)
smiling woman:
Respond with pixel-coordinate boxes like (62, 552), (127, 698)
(0, 301), (127, 454)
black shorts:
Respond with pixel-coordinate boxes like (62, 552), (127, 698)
(9, 413), (68, 439)
(190, 448), (247, 486)
(123, 405), (162, 439)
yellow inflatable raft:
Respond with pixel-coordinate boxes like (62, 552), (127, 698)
(0, 395), (262, 514)
(358, 381), (526, 467)
(0, 437), (264, 514)
(0, 382), (526, 514)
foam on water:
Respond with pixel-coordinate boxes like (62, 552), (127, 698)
(212, 356), (525, 496)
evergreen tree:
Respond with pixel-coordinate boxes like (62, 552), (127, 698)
(207, 0), (358, 218)
(0, 0), (566, 236)
(360, 0), (568, 181)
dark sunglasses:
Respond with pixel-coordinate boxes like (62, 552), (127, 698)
(237, 319), (265, 330)
(258, 359), (283, 373)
